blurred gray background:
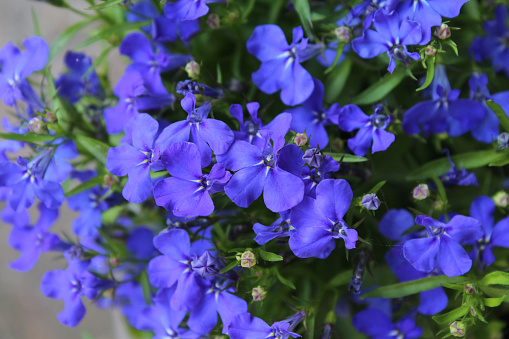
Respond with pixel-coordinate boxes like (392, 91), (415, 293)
(0, 1), (126, 338)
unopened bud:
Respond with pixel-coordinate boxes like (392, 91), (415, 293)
(207, 13), (220, 29)
(469, 306), (477, 317)
(239, 250), (257, 268)
(497, 132), (509, 150)
(45, 111), (57, 123)
(436, 24), (451, 40)
(103, 174), (116, 188)
(334, 27), (351, 42)
(109, 258), (120, 267)
(185, 61), (200, 79)
(432, 199), (445, 211)
(361, 193), (380, 210)
(303, 147), (323, 168)
(28, 117), (45, 134)
(464, 284), (475, 295)
(493, 191), (509, 208)
(294, 132), (308, 146)
(450, 321), (466, 337)
(413, 184), (430, 200)
(252, 286), (266, 301)
(425, 45), (437, 56)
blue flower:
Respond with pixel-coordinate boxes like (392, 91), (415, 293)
(228, 311), (304, 339)
(353, 309), (423, 339)
(403, 215), (483, 277)
(339, 105), (395, 156)
(247, 25), (320, 106)
(352, 9), (422, 73)
(164, 0), (221, 21)
(289, 179), (357, 258)
(253, 210), (295, 245)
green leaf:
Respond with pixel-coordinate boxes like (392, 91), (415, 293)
(274, 267), (296, 289)
(484, 296), (508, 308)
(219, 260), (239, 274)
(324, 152), (368, 163)
(407, 149), (509, 181)
(81, 332), (95, 339)
(325, 57), (353, 103)
(75, 134), (110, 165)
(49, 17), (98, 62)
(432, 175), (448, 205)
(65, 175), (105, 197)
(83, 45), (113, 78)
(324, 41), (347, 74)
(258, 249), (283, 262)
(139, 270), (152, 305)
(416, 57), (435, 91)
(0, 132), (57, 144)
(87, 0), (126, 10)
(351, 67), (406, 105)
(489, 153), (509, 167)
(487, 100), (509, 133)
(362, 275), (469, 299)
(479, 271), (509, 286)
(293, 0), (316, 40)
(32, 8), (41, 36)
(74, 21), (149, 49)
(328, 270), (352, 287)
(432, 306), (469, 325)
(367, 180), (387, 194)
(443, 39), (459, 56)
(216, 63), (222, 84)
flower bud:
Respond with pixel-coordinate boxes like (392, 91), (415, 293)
(334, 27), (351, 42)
(207, 13), (220, 29)
(239, 250), (257, 268)
(436, 24), (451, 40)
(450, 321), (465, 337)
(493, 191), (509, 208)
(303, 147), (323, 168)
(192, 251), (220, 277)
(425, 45), (436, 57)
(361, 193), (380, 210)
(251, 286), (266, 301)
(103, 174), (116, 188)
(413, 184), (430, 200)
(464, 284), (475, 295)
(497, 132), (509, 150)
(294, 132), (308, 146)
(45, 111), (57, 123)
(28, 117), (45, 134)
(185, 61), (200, 79)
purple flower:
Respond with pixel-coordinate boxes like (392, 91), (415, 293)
(247, 25), (319, 106)
(339, 105), (395, 156)
(156, 93), (235, 167)
(229, 102), (291, 150)
(253, 210), (295, 245)
(403, 215), (483, 277)
(468, 196), (509, 267)
(286, 78), (340, 147)
(106, 113), (165, 203)
(353, 309), (423, 338)
(289, 179), (357, 258)
(177, 79), (224, 98)
(8, 204), (69, 272)
(217, 136), (305, 212)
(228, 311), (304, 339)
(352, 9), (422, 73)
(164, 0), (221, 21)
(154, 141), (231, 217)
(0, 36), (48, 110)
(361, 193), (380, 210)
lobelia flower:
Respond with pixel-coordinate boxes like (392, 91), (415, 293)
(247, 25), (321, 106)
(253, 210), (295, 245)
(0, 36), (48, 111)
(403, 215), (483, 277)
(229, 102), (291, 151)
(345, 0), (399, 29)
(467, 196), (509, 267)
(361, 193), (380, 210)
(228, 311), (305, 339)
(147, 229), (215, 311)
(41, 258), (114, 327)
(338, 105), (395, 156)
(55, 51), (103, 103)
(106, 113), (166, 203)
(352, 9), (422, 73)
(395, 0), (470, 44)
(156, 93), (234, 167)
(286, 78), (340, 148)
(8, 204), (70, 272)
(217, 135), (304, 212)
(119, 32), (191, 94)
(289, 179), (358, 259)
(104, 70), (174, 134)
(0, 153), (65, 212)
(164, 0), (223, 21)
(177, 79), (224, 98)
(153, 141), (231, 218)
(353, 309), (423, 339)
(439, 151), (478, 187)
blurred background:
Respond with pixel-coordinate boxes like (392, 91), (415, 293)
(0, 1), (125, 338)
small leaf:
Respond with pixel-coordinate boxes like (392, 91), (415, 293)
(443, 39), (459, 56)
(328, 270), (352, 287)
(219, 260), (240, 274)
(293, 0), (316, 40)
(87, 0), (126, 10)
(367, 180), (387, 194)
(324, 152), (367, 163)
(32, 8), (41, 36)
(479, 271), (509, 286)
(75, 134), (110, 165)
(49, 17), (98, 62)
(362, 275), (469, 299)
(484, 296), (508, 308)
(274, 268), (296, 289)
(216, 63), (222, 84)
(352, 67), (406, 105)
(65, 175), (105, 197)
(416, 57), (435, 91)
(487, 100), (509, 133)
(432, 306), (469, 325)
(325, 57), (352, 103)
(81, 332), (95, 339)
(0, 132), (57, 144)
(139, 270), (152, 305)
(259, 249), (283, 262)
(489, 153), (509, 167)
(324, 41), (347, 74)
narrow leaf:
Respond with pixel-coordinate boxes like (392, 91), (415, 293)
(87, 0), (126, 10)
(325, 57), (352, 103)
(479, 271), (509, 286)
(328, 270), (352, 287)
(66, 175), (105, 197)
(259, 249), (283, 262)
(49, 17), (98, 62)
(367, 180), (387, 194)
(139, 270), (152, 305)
(432, 306), (469, 325)
(416, 57), (435, 91)
(75, 134), (110, 165)
(325, 152), (367, 163)
(293, 0), (316, 40)
(352, 67), (406, 105)
(484, 296), (508, 308)
(74, 21), (149, 49)
(32, 8), (41, 36)
(274, 268), (296, 289)
(324, 41), (347, 74)
(487, 100), (509, 133)
(0, 132), (57, 144)
(219, 260), (240, 274)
